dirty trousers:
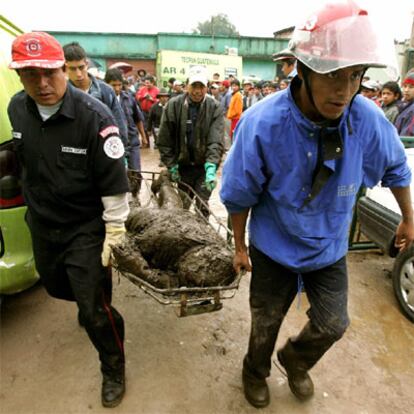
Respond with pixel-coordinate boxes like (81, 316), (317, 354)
(244, 245), (349, 380)
(27, 213), (125, 376)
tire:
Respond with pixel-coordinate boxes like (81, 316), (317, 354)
(392, 246), (414, 323)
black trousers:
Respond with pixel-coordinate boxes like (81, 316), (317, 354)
(178, 164), (212, 218)
(26, 212), (125, 376)
(244, 245), (349, 380)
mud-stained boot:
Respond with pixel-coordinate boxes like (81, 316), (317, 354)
(242, 369), (270, 408)
(102, 371), (125, 408)
(277, 341), (314, 401)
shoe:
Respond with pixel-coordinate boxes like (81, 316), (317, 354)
(242, 370), (270, 408)
(277, 347), (314, 401)
(102, 372), (125, 408)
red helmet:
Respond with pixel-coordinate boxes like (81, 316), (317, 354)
(9, 32), (65, 69)
(288, 0), (398, 79)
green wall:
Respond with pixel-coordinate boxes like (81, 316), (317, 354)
(49, 31), (288, 80)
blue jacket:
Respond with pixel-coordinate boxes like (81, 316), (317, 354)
(84, 74), (128, 146)
(119, 90), (144, 147)
(220, 86), (411, 272)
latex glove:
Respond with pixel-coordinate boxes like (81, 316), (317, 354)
(169, 164), (180, 182)
(204, 162), (217, 192)
(101, 224), (126, 267)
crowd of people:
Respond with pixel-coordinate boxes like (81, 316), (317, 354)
(6, 0), (414, 409)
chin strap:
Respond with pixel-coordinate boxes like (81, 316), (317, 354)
(300, 65), (368, 135)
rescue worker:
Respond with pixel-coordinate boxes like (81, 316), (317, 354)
(157, 65), (224, 217)
(62, 42), (128, 147)
(220, 0), (414, 408)
(7, 32), (129, 408)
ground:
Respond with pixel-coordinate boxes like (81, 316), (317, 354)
(1, 148), (413, 414)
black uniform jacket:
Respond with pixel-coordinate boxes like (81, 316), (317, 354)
(8, 83), (129, 226)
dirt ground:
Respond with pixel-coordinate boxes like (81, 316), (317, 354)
(1, 148), (414, 414)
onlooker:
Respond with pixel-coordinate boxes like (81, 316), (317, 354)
(63, 42), (128, 147)
(220, 79), (233, 149)
(135, 75), (160, 146)
(171, 79), (184, 98)
(210, 83), (221, 101)
(227, 79), (243, 140)
(148, 88), (170, 147)
(158, 65), (224, 217)
(8, 32), (129, 408)
(281, 57), (297, 79)
(220, 2), (413, 409)
(381, 81), (402, 124)
(360, 80), (381, 107)
(167, 77), (176, 94)
(105, 68), (145, 199)
(395, 73), (414, 136)
(250, 83), (264, 106)
(279, 78), (291, 90)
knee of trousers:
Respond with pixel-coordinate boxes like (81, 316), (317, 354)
(319, 318), (349, 342)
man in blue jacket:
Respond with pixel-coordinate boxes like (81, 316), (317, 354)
(220, 0), (414, 409)
(63, 42), (128, 147)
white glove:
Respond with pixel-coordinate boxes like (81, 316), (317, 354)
(101, 224), (126, 267)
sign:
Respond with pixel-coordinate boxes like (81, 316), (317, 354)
(156, 50), (243, 88)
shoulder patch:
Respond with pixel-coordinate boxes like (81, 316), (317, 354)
(103, 136), (125, 159)
(12, 131), (22, 139)
(99, 125), (120, 139)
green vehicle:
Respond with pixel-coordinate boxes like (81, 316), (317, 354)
(0, 16), (39, 294)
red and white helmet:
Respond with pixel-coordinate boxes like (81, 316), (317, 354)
(287, 0), (398, 79)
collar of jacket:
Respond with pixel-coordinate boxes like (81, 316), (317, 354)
(184, 93), (207, 108)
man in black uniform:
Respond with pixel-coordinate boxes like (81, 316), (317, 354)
(7, 32), (129, 408)
(157, 65), (224, 217)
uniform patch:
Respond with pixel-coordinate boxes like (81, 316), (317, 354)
(61, 146), (87, 155)
(103, 137), (124, 159)
(12, 131), (22, 139)
(99, 125), (119, 139)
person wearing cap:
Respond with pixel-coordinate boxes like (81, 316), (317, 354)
(171, 79), (184, 98)
(209, 83), (221, 102)
(147, 88), (170, 149)
(395, 73), (414, 137)
(220, 0), (413, 408)
(7, 32), (129, 408)
(360, 79), (381, 107)
(157, 65), (224, 217)
(62, 42), (129, 147)
(274, 49), (298, 81)
(105, 68), (146, 199)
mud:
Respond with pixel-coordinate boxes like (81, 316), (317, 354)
(116, 178), (236, 288)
